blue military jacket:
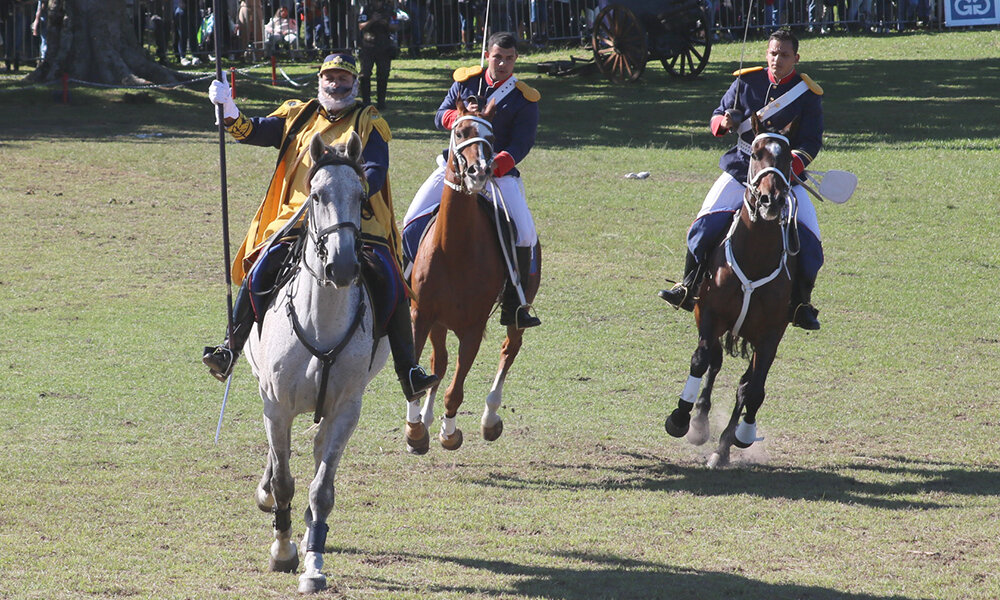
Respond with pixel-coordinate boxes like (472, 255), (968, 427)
(433, 66), (540, 178)
(715, 68), (823, 184)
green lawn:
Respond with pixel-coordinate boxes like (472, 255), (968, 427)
(1, 30), (998, 599)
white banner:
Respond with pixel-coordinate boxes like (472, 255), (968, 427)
(944, 0), (1000, 26)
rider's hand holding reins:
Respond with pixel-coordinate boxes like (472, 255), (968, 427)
(209, 79), (240, 126)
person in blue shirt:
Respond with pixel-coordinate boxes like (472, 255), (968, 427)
(402, 31), (542, 330)
(659, 29), (825, 330)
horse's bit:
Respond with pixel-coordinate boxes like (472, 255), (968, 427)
(445, 115), (495, 193)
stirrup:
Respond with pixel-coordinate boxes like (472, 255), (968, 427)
(202, 345), (237, 382)
(790, 303), (821, 330)
(658, 283), (695, 312)
(401, 366), (438, 401)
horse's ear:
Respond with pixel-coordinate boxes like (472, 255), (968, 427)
(456, 99), (469, 116)
(780, 116), (799, 139)
(310, 132), (328, 164)
(482, 98), (496, 120)
(750, 113), (763, 135)
(346, 131), (363, 164)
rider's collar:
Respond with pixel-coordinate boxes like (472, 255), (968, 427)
(768, 69), (797, 85)
(484, 71), (512, 88)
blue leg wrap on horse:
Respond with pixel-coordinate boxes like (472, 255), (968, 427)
(306, 521), (329, 553)
(273, 507), (292, 533)
(687, 211), (736, 263)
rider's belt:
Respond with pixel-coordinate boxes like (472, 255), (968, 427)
(735, 80), (811, 155)
(486, 76), (518, 106)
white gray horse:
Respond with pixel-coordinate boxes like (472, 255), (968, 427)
(243, 132), (389, 593)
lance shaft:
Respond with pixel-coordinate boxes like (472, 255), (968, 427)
(212, 0), (235, 443)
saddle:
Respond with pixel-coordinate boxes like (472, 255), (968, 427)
(401, 195), (518, 282)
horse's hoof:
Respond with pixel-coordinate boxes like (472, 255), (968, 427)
(269, 553), (300, 573)
(297, 573), (326, 593)
(256, 487), (275, 513)
(405, 421), (430, 455)
(440, 428), (464, 451)
(686, 412), (710, 446)
(481, 419), (503, 442)
(664, 408), (691, 438)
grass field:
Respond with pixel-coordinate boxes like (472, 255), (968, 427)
(1, 30), (999, 599)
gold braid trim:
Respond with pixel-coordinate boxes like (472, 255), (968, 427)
(226, 112), (253, 140)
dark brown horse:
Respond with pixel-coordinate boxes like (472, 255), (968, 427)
(665, 116), (798, 468)
(405, 100), (541, 453)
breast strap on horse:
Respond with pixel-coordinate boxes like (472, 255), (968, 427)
(723, 202), (794, 339)
(286, 286), (367, 424)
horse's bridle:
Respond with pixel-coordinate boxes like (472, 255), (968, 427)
(301, 191), (363, 287)
(446, 115), (495, 193)
(744, 132), (792, 223)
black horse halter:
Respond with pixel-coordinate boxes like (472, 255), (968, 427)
(301, 153), (366, 286)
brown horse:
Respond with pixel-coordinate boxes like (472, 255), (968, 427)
(665, 116), (798, 468)
(405, 100), (541, 453)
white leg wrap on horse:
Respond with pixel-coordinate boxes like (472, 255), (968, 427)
(407, 399), (421, 423)
(442, 414), (456, 436)
(681, 375), (702, 405)
(735, 419), (757, 446)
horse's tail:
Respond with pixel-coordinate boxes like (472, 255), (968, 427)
(723, 332), (753, 359)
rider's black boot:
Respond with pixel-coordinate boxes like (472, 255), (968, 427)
(202, 281), (256, 381)
(658, 250), (704, 312)
(387, 299), (438, 401)
(499, 246), (540, 329)
(789, 275), (821, 330)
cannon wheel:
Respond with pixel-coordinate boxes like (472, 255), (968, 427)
(660, 7), (712, 78)
(592, 4), (647, 84)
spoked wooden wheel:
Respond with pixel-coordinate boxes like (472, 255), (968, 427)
(661, 7), (712, 78)
(592, 4), (647, 84)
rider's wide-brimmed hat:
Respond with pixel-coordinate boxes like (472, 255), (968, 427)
(319, 53), (359, 77)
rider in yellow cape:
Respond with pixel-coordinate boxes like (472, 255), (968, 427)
(203, 53), (437, 400)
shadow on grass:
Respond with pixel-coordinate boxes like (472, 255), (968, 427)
(335, 545), (933, 600)
(2, 52), (998, 151)
(463, 453), (1000, 510)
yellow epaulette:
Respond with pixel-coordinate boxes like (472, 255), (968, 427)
(267, 99), (306, 119)
(515, 80), (540, 102)
(799, 73), (824, 95)
(453, 65), (484, 82)
(732, 66), (765, 76)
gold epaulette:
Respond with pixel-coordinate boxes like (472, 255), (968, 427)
(515, 80), (540, 102)
(732, 66), (765, 76)
(267, 99), (306, 119)
(453, 65), (484, 82)
(799, 73), (824, 95)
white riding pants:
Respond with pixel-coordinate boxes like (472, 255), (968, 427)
(697, 171), (820, 240)
(403, 163), (538, 247)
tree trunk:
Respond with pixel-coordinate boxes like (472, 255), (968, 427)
(27, 0), (188, 85)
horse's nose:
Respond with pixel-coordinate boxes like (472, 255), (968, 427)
(325, 260), (359, 287)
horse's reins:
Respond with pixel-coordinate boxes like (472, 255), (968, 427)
(286, 163), (368, 424)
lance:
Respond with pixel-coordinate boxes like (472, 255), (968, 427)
(211, 0), (236, 444)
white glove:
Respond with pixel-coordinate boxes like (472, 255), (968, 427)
(208, 79), (239, 123)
